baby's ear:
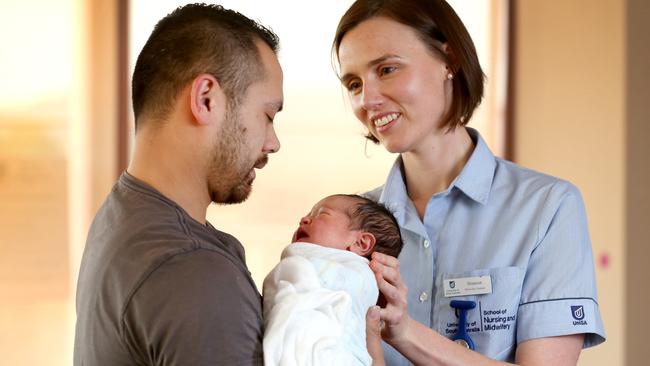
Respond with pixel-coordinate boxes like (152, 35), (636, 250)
(349, 232), (376, 257)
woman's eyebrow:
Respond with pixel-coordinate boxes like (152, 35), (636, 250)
(339, 54), (403, 83)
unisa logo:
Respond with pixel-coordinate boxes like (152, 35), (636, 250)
(571, 305), (587, 325)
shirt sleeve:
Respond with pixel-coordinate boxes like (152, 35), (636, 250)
(516, 181), (606, 348)
(122, 248), (264, 366)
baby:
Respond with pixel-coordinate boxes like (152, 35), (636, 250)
(263, 194), (402, 366)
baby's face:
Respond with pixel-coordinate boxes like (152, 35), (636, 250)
(292, 195), (360, 250)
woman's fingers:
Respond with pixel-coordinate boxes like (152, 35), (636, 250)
(372, 259), (408, 325)
(365, 306), (386, 366)
(370, 254), (406, 291)
(375, 270), (404, 303)
(369, 253), (411, 344)
(372, 251), (400, 269)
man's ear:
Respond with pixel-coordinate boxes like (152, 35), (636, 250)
(189, 73), (226, 126)
(349, 232), (376, 257)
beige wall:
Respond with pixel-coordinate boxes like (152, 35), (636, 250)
(514, 0), (650, 365)
(0, 0), (120, 365)
(625, 0), (650, 364)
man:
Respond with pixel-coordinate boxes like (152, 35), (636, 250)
(74, 4), (282, 365)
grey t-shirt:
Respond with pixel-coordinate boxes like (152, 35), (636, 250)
(74, 172), (263, 366)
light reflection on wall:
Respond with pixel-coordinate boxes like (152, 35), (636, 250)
(130, 0), (506, 286)
(0, 1), (77, 365)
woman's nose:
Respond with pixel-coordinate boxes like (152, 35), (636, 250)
(361, 81), (383, 111)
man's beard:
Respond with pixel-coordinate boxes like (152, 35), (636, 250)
(207, 104), (265, 205)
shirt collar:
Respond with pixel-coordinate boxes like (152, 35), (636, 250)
(378, 128), (496, 215)
(378, 155), (410, 224)
(452, 128), (496, 205)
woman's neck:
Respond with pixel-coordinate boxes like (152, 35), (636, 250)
(401, 127), (474, 218)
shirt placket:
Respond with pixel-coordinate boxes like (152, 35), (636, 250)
(423, 193), (452, 327)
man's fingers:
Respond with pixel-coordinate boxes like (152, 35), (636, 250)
(366, 306), (386, 366)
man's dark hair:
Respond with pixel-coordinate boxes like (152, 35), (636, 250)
(132, 3), (279, 127)
(336, 194), (403, 258)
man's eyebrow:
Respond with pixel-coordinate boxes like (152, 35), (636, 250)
(339, 54), (403, 84)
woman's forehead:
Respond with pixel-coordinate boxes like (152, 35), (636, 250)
(338, 17), (429, 71)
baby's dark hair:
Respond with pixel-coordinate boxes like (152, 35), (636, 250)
(335, 194), (403, 258)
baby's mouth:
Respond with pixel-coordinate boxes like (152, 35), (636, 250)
(294, 227), (308, 242)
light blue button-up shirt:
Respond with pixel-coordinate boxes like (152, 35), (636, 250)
(366, 128), (605, 364)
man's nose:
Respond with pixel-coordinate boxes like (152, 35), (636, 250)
(264, 126), (281, 154)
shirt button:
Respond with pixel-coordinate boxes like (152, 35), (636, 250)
(419, 292), (428, 302)
(423, 239), (430, 249)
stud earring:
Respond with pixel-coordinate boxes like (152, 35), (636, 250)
(447, 73), (454, 80)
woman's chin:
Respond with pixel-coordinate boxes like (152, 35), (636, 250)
(380, 140), (407, 154)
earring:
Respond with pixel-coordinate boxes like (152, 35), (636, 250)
(447, 72), (454, 80)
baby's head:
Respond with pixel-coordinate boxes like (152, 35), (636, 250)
(292, 194), (402, 258)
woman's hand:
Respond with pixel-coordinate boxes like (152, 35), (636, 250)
(369, 251), (411, 345)
(366, 306), (385, 366)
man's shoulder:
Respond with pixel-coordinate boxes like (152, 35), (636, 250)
(77, 183), (254, 324)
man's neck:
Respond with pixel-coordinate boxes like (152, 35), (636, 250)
(128, 128), (210, 225)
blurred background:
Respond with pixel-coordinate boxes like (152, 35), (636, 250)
(1, 0), (648, 365)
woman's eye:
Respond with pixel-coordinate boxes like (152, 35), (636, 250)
(380, 66), (396, 75)
(347, 81), (361, 92)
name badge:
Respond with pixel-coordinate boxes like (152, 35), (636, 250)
(443, 276), (492, 297)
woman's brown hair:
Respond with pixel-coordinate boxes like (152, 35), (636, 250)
(333, 0), (485, 142)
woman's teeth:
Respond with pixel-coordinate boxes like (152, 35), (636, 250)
(374, 113), (400, 127)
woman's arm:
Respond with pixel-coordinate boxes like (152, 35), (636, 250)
(369, 252), (585, 366)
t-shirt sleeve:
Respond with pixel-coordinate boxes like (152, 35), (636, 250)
(517, 182), (606, 348)
(121, 248), (264, 366)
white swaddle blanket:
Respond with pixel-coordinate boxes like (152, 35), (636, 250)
(263, 243), (379, 366)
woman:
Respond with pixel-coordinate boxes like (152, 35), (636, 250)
(333, 0), (606, 365)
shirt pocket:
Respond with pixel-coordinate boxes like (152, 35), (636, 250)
(434, 266), (525, 361)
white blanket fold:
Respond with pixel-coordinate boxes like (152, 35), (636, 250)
(263, 243), (379, 366)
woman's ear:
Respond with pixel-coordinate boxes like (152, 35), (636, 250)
(441, 43), (457, 73)
(189, 73), (225, 126)
(349, 232), (376, 257)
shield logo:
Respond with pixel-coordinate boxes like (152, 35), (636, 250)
(571, 305), (585, 320)
(449, 280), (456, 289)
